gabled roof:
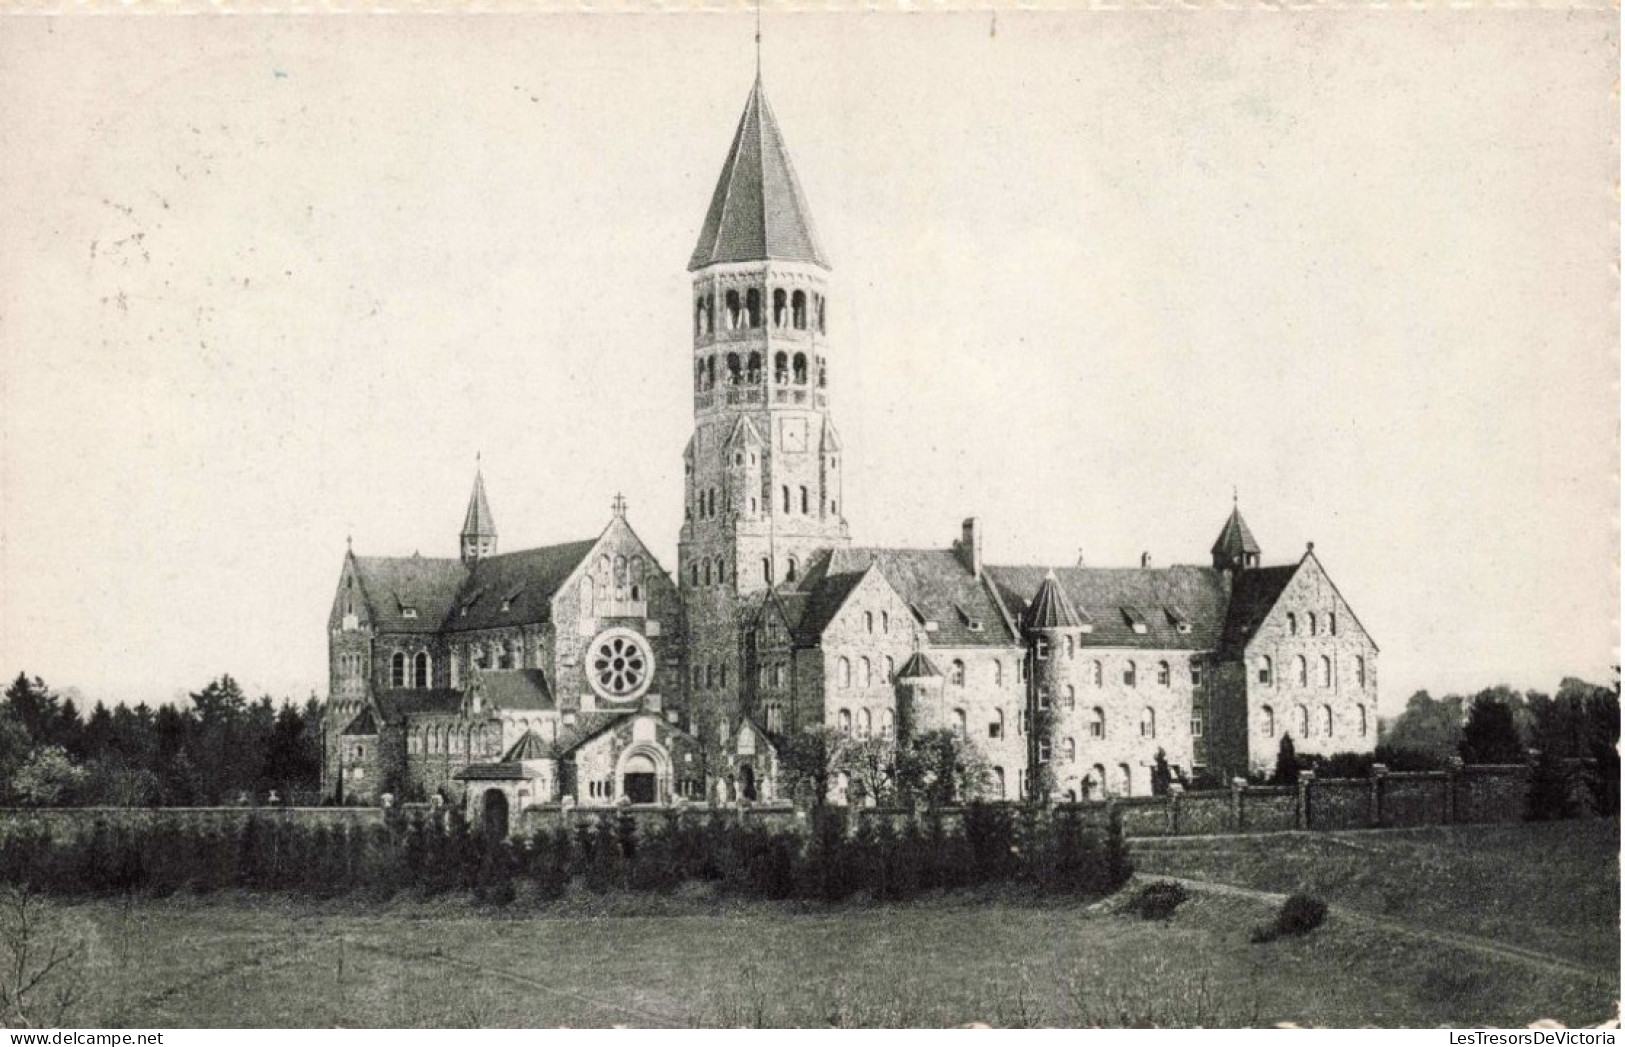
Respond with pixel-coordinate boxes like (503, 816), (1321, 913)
(821, 548), (1016, 647)
(461, 470), (497, 539)
(555, 712), (634, 756)
(689, 76), (829, 271)
(351, 554), (467, 633)
(1023, 570), (1087, 631)
(989, 565), (1232, 651)
(476, 669), (555, 712)
(1212, 506), (1261, 558)
(502, 730), (552, 762)
(445, 539), (598, 633)
(781, 563), (870, 646)
(895, 651), (942, 679)
(341, 707), (379, 736)
(1217, 564), (1299, 655)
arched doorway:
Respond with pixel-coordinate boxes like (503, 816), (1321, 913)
(740, 763), (757, 801)
(622, 752), (657, 804)
(481, 788), (510, 839)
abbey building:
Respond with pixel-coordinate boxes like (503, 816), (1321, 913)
(321, 76), (1378, 818)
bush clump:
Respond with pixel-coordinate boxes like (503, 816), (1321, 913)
(1126, 880), (1189, 921)
(1252, 893), (1328, 943)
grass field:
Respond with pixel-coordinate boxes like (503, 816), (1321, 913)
(19, 820), (1620, 1029)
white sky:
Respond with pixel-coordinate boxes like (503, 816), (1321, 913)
(0, 11), (1617, 713)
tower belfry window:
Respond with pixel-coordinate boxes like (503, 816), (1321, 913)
(746, 288), (762, 328)
(774, 352), (788, 385)
(773, 288), (787, 328)
(747, 351), (762, 385)
(725, 290), (742, 330)
(792, 290), (807, 329)
(793, 353), (808, 385)
(727, 353), (742, 385)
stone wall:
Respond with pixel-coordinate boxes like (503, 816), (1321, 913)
(0, 806), (388, 846)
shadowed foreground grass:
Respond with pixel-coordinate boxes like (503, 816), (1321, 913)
(60, 873), (1617, 1028)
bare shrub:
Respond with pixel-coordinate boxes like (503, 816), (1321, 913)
(0, 885), (95, 1028)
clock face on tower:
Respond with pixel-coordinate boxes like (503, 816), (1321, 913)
(587, 627), (654, 703)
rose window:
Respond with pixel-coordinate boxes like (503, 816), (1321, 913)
(588, 627), (653, 702)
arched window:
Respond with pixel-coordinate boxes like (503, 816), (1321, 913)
(703, 561), (711, 586)
(837, 708), (852, 735)
(954, 708), (967, 736)
(1090, 707), (1106, 739)
(391, 652), (406, 688)
(1064, 685), (1076, 710)
(817, 296), (827, 333)
(1262, 705), (1275, 737)
(1295, 655), (1308, 687)
(1259, 656), (1273, 685)
(1140, 707), (1156, 738)
(1329, 612), (1338, 636)
(1309, 613), (1318, 636)
(762, 558), (773, 584)
(1356, 656), (1367, 688)
(991, 767), (1006, 800)
(792, 289), (807, 329)
(690, 563), (700, 587)
(413, 652), (430, 689)
(746, 351), (762, 384)
(1320, 655), (1333, 688)
(859, 708), (873, 738)
(1296, 704), (1310, 737)
(720, 664), (729, 689)
(746, 287), (762, 328)
(881, 709), (894, 737)
(774, 351), (789, 385)
(800, 486), (809, 514)
(786, 556), (799, 582)
(860, 657), (872, 688)
(1064, 737), (1076, 763)
(881, 611), (889, 634)
(773, 288), (787, 327)
(1124, 661), (1137, 687)
(1321, 704), (1334, 736)
(793, 352), (808, 385)
(1358, 704), (1369, 737)
(725, 289), (742, 329)
(991, 709), (1005, 739)
(884, 655), (895, 681)
(1092, 660), (1103, 687)
(1118, 764), (1133, 797)
(695, 298), (707, 338)
(837, 657), (851, 689)
(1157, 661), (1171, 686)
(864, 611), (874, 634)
(705, 356), (716, 391)
(993, 660), (1004, 687)
(781, 485), (791, 513)
(726, 352), (742, 385)
(716, 557), (727, 586)
(1287, 612), (1298, 635)
(695, 358), (705, 392)
(951, 659), (966, 687)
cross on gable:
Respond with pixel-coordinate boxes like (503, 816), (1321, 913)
(611, 493), (628, 518)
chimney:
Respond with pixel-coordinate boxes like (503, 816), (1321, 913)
(1140, 551), (1152, 569)
(957, 517), (983, 579)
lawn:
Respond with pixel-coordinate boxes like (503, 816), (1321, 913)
(1130, 819), (1621, 971)
(11, 820), (1616, 1028)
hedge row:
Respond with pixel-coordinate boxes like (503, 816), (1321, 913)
(0, 805), (1132, 904)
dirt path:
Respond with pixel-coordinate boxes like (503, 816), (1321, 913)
(1146, 874), (1611, 982)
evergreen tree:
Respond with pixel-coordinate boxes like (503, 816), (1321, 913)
(1271, 734), (1300, 786)
(1460, 693), (1526, 764)
(1151, 749), (1173, 796)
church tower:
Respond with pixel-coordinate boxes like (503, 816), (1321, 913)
(679, 75), (850, 740)
(460, 466), (498, 565)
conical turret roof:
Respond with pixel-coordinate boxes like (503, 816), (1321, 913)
(1211, 506), (1260, 558)
(689, 77), (829, 271)
(1023, 569), (1085, 630)
(502, 730), (550, 762)
(896, 651), (943, 679)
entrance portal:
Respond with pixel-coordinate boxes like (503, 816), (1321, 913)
(481, 788), (510, 839)
(622, 752), (658, 804)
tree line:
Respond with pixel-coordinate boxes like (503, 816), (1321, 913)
(0, 673), (323, 807)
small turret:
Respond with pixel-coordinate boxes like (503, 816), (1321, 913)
(1211, 503), (1261, 571)
(460, 466), (498, 565)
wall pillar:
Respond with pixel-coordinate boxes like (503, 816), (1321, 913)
(1230, 777), (1247, 832)
(1446, 756), (1463, 824)
(1369, 762), (1387, 827)
(1296, 770), (1315, 830)
(1167, 781), (1184, 835)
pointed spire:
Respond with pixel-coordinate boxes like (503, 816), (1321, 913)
(689, 77), (829, 271)
(460, 463), (497, 565)
(1211, 503), (1261, 570)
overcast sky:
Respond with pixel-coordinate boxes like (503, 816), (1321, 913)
(0, 11), (1616, 713)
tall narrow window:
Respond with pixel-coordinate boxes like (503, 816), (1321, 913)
(859, 708), (872, 738)
(1259, 656), (1273, 685)
(954, 708), (968, 736)
(1064, 684), (1076, 710)
(786, 556), (798, 582)
(838, 708), (851, 735)
(951, 660), (966, 687)
(781, 486), (791, 514)
(1321, 704), (1334, 736)
(1140, 707), (1156, 738)
(725, 290), (742, 329)
(746, 287), (762, 328)
(860, 657), (872, 688)
(413, 651), (430, 689)
(773, 288), (787, 327)
(884, 655), (895, 681)
(1124, 661), (1137, 687)
(1090, 707), (1106, 739)
(1064, 738), (1076, 763)
(838, 657), (851, 689)
(864, 611), (874, 633)
(1296, 704), (1310, 737)
(792, 290), (807, 329)
(1309, 613), (1318, 636)
(746, 351), (761, 384)
(1358, 704), (1369, 737)
(1092, 660), (1103, 687)
(1262, 705), (1276, 737)
(1191, 706), (1205, 738)
(1156, 660), (1171, 686)
(391, 652), (406, 688)
(793, 353), (808, 385)
(881, 611), (889, 634)
(762, 558), (773, 584)
(993, 660), (1004, 687)
(1036, 636), (1050, 660)
(800, 486), (809, 514)
(1320, 655), (1333, 688)
(1356, 655), (1367, 688)
(1295, 655), (1308, 687)
(1287, 613), (1298, 636)
(1329, 612), (1338, 636)
(774, 351), (789, 385)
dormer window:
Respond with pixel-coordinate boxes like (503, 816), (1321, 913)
(1122, 607), (1148, 635)
(402, 607), (418, 620)
(501, 599), (511, 612)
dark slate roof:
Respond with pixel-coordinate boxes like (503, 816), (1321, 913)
(341, 707), (379, 736)
(477, 669), (554, 712)
(988, 565), (1232, 651)
(461, 470), (497, 539)
(445, 539), (597, 633)
(1212, 506), (1261, 557)
(454, 763), (534, 781)
(896, 651), (942, 679)
(1023, 570), (1087, 630)
(555, 712), (633, 756)
(689, 76), (829, 271)
(375, 688), (463, 723)
(352, 554), (467, 633)
(825, 548), (1016, 647)
(780, 564), (868, 646)
(503, 730), (552, 762)
(1217, 564), (1299, 656)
